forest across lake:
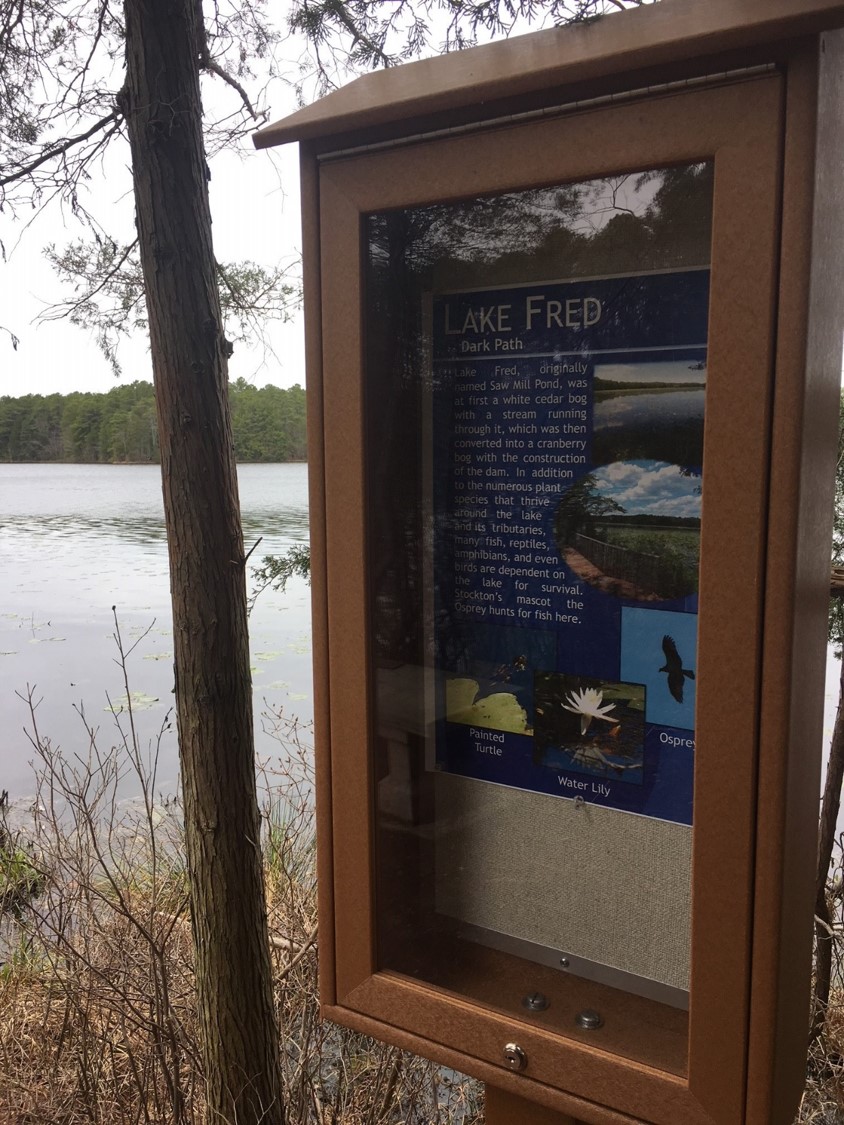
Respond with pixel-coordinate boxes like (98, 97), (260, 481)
(0, 378), (306, 463)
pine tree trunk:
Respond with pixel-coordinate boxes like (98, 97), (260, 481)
(121, 1), (284, 1120)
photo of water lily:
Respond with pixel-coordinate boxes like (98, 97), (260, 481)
(533, 672), (646, 783)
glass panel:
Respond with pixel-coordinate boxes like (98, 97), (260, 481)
(365, 166), (712, 1065)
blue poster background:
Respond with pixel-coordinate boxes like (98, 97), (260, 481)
(432, 269), (709, 826)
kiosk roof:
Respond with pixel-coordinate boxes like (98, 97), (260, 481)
(254, 0), (844, 150)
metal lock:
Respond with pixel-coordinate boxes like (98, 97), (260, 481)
(503, 1042), (528, 1071)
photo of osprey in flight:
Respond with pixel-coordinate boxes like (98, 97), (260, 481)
(659, 635), (696, 703)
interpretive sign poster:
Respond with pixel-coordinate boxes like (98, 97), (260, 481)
(431, 268), (709, 826)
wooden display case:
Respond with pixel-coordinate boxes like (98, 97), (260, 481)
(255, 3), (844, 1121)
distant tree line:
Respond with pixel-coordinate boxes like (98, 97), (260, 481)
(0, 378), (307, 463)
(594, 379), (706, 391)
(593, 514), (700, 529)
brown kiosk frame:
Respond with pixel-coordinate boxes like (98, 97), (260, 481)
(255, 3), (844, 1123)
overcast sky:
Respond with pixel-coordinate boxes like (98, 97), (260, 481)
(0, 72), (307, 399)
(0, 2), (667, 403)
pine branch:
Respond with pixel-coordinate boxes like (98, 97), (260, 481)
(0, 109), (121, 189)
(326, 0), (394, 67)
(62, 0), (113, 109)
(195, 11), (262, 121)
(38, 239), (140, 324)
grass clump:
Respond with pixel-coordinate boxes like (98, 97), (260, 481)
(0, 826), (45, 918)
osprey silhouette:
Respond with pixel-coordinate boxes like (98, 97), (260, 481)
(659, 635), (695, 703)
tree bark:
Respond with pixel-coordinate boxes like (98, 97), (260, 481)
(121, 1), (284, 1121)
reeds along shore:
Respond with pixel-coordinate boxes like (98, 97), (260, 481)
(0, 690), (482, 1125)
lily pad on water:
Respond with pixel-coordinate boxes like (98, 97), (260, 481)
(254, 650), (282, 662)
(106, 691), (159, 713)
(599, 682), (646, 710)
(142, 651), (172, 661)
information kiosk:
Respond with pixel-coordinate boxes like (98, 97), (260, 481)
(255, 2), (844, 1121)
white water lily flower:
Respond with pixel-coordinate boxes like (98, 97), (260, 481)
(562, 687), (617, 736)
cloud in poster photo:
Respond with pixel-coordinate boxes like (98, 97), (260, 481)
(591, 460), (701, 520)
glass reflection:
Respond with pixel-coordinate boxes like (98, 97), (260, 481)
(364, 165), (712, 1065)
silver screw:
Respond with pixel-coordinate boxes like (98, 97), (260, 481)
(522, 991), (550, 1012)
(575, 1009), (603, 1030)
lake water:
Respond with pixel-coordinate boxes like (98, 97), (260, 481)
(593, 387), (706, 467)
(594, 387), (706, 429)
(0, 463), (312, 805)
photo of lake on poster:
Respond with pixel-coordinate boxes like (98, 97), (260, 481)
(593, 358), (706, 468)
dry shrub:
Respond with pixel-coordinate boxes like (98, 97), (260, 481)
(0, 685), (201, 1125)
(800, 837), (844, 1124)
(9, 642), (844, 1123)
(0, 622), (482, 1124)
(800, 986), (844, 1123)
(9, 623), (844, 1123)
